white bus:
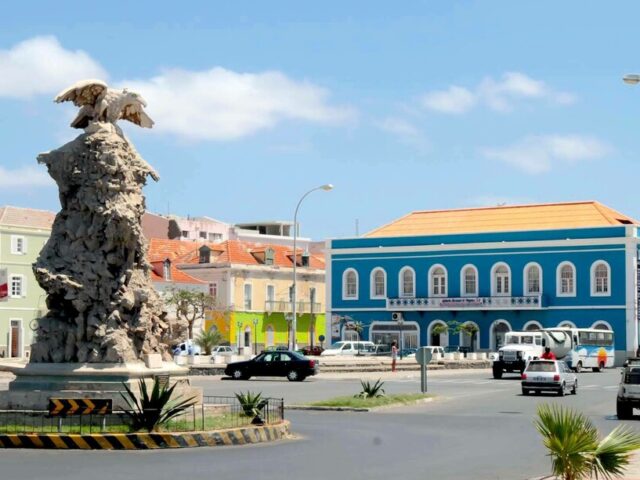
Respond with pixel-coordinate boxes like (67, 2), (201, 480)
(542, 328), (614, 373)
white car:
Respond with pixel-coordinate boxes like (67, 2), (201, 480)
(320, 341), (376, 356)
(521, 360), (578, 396)
(424, 346), (445, 359)
(211, 345), (235, 355)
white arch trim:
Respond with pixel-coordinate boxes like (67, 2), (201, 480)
(342, 268), (359, 300)
(489, 319), (512, 351)
(369, 267), (387, 299)
(459, 320), (480, 351)
(590, 260), (611, 297)
(556, 261), (577, 297)
(428, 263), (448, 297)
(590, 320), (613, 330)
(523, 262), (543, 296)
(557, 320), (577, 328)
(523, 320), (543, 331)
(490, 262), (512, 296)
(427, 319), (449, 347)
(460, 264), (479, 297)
(398, 266), (416, 298)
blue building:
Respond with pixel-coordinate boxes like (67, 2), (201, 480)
(326, 202), (640, 363)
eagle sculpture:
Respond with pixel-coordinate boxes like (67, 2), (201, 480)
(55, 79), (154, 130)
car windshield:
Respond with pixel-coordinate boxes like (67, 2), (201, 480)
(328, 342), (345, 350)
(626, 368), (640, 384)
(526, 361), (556, 372)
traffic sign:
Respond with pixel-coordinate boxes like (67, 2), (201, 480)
(48, 398), (112, 416)
(415, 347), (433, 365)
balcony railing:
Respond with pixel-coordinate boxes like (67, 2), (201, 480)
(386, 295), (542, 311)
(265, 300), (323, 314)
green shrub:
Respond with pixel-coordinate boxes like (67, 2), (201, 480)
(355, 379), (386, 399)
(235, 391), (268, 417)
(120, 378), (197, 432)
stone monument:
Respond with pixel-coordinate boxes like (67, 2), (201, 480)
(1, 79), (198, 409)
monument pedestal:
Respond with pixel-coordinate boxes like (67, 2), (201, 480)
(0, 361), (202, 410)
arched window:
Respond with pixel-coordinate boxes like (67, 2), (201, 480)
(370, 268), (386, 299)
(429, 265), (447, 297)
(342, 269), (358, 300)
(266, 325), (275, 346)
(557, 262), (576, 296)
(524, 263), (542, 296)
(461, 265), (478, 297)
(591, 261), (610, 296)
(524, 321), (542, 331)
(399, 267), (415, 297)
(592, 321), (612, 331)
(492, 263), (511, 296)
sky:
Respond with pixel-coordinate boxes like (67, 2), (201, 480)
(1, 1), (639, 240)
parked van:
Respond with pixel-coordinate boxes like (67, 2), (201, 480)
(320, 341), (376, 356)
(172, 340), (201, 356)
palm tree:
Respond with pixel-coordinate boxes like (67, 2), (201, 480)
(535, 404), (640, 480)
(194, 329), (223, 355)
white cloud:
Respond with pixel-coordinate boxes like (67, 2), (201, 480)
(481, 134), (611, 174)
(421, 72), (575, 114)
(123, 68), (356, 141)
(421, 86), (476, 114)
(0, 36), (107, 99)
(376, 116), (429, 152)
(0, 166), (53, 188)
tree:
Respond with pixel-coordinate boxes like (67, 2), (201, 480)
(194, 329), (223, 355)
(167, 289), (217, 340)
(535, 404), (640, 480)
(444, 320), (478, 352)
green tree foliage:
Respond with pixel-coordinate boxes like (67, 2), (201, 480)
(168, 289), (218, 340)
(194, 329), (223, 355)
(535, 404), (640, 480)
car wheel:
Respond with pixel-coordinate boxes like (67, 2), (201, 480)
(575, 362), (582, 373)
(287, 370), (299, 382)
(492, 366), (503, 379)
(617, 400), (633, 420)
(232, 369), (245, 380)
(557, 383), (566, 397)
(571, 379), (578, 395)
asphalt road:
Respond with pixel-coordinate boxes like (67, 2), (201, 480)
(0, 368), (636, 480)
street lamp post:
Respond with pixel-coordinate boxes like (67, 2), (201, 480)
(253, 318), (259, 355)
(291, 184), (333, 350)
(236, 320), (242, 354)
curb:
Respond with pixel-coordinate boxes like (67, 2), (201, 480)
(287, 396), (434, 412)
(0, 420), (290, 450)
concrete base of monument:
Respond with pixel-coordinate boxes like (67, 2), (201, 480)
(0, 361), (202, 410)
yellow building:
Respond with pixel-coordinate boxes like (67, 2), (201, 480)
(150, 239), (326, 352)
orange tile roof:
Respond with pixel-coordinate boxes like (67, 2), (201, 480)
(177, 240), (325, 269)
(365, 201), (639, 238)
(0, 206), (56, 230)
(149, 261), (205, 284)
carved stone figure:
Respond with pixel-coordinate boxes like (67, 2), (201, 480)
(30, 80), (169, 363)
(55, 79), (154, 130)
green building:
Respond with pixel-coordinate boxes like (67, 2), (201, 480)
(0, 206), (55, 358)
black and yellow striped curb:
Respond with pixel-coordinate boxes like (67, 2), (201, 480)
(0, 421), (290, 450)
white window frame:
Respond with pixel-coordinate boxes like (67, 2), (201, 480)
(523, 320), (543, 331)
(243, 283), (253, 311)
(10, 235), (26, 255)
(460, 264), (478, 297)
(342, 268), (359, 300)
(523, 262), (543, 296)
(209, 282), (218, 298)
(558, 320), (577, 328)
(428, 264), (448, 297)
(490, 262), (511, 297)
(556, 261), (577, 297)
(590, 320), (613, 330)
(590, 261), (611, 297)
(370, 267), (387, 299)
(266, 284), (275, 303)
(398, 266), (416, 298)
(9, 274), (25, 298)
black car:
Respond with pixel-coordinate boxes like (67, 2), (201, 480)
(225, 350), (318, 382)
